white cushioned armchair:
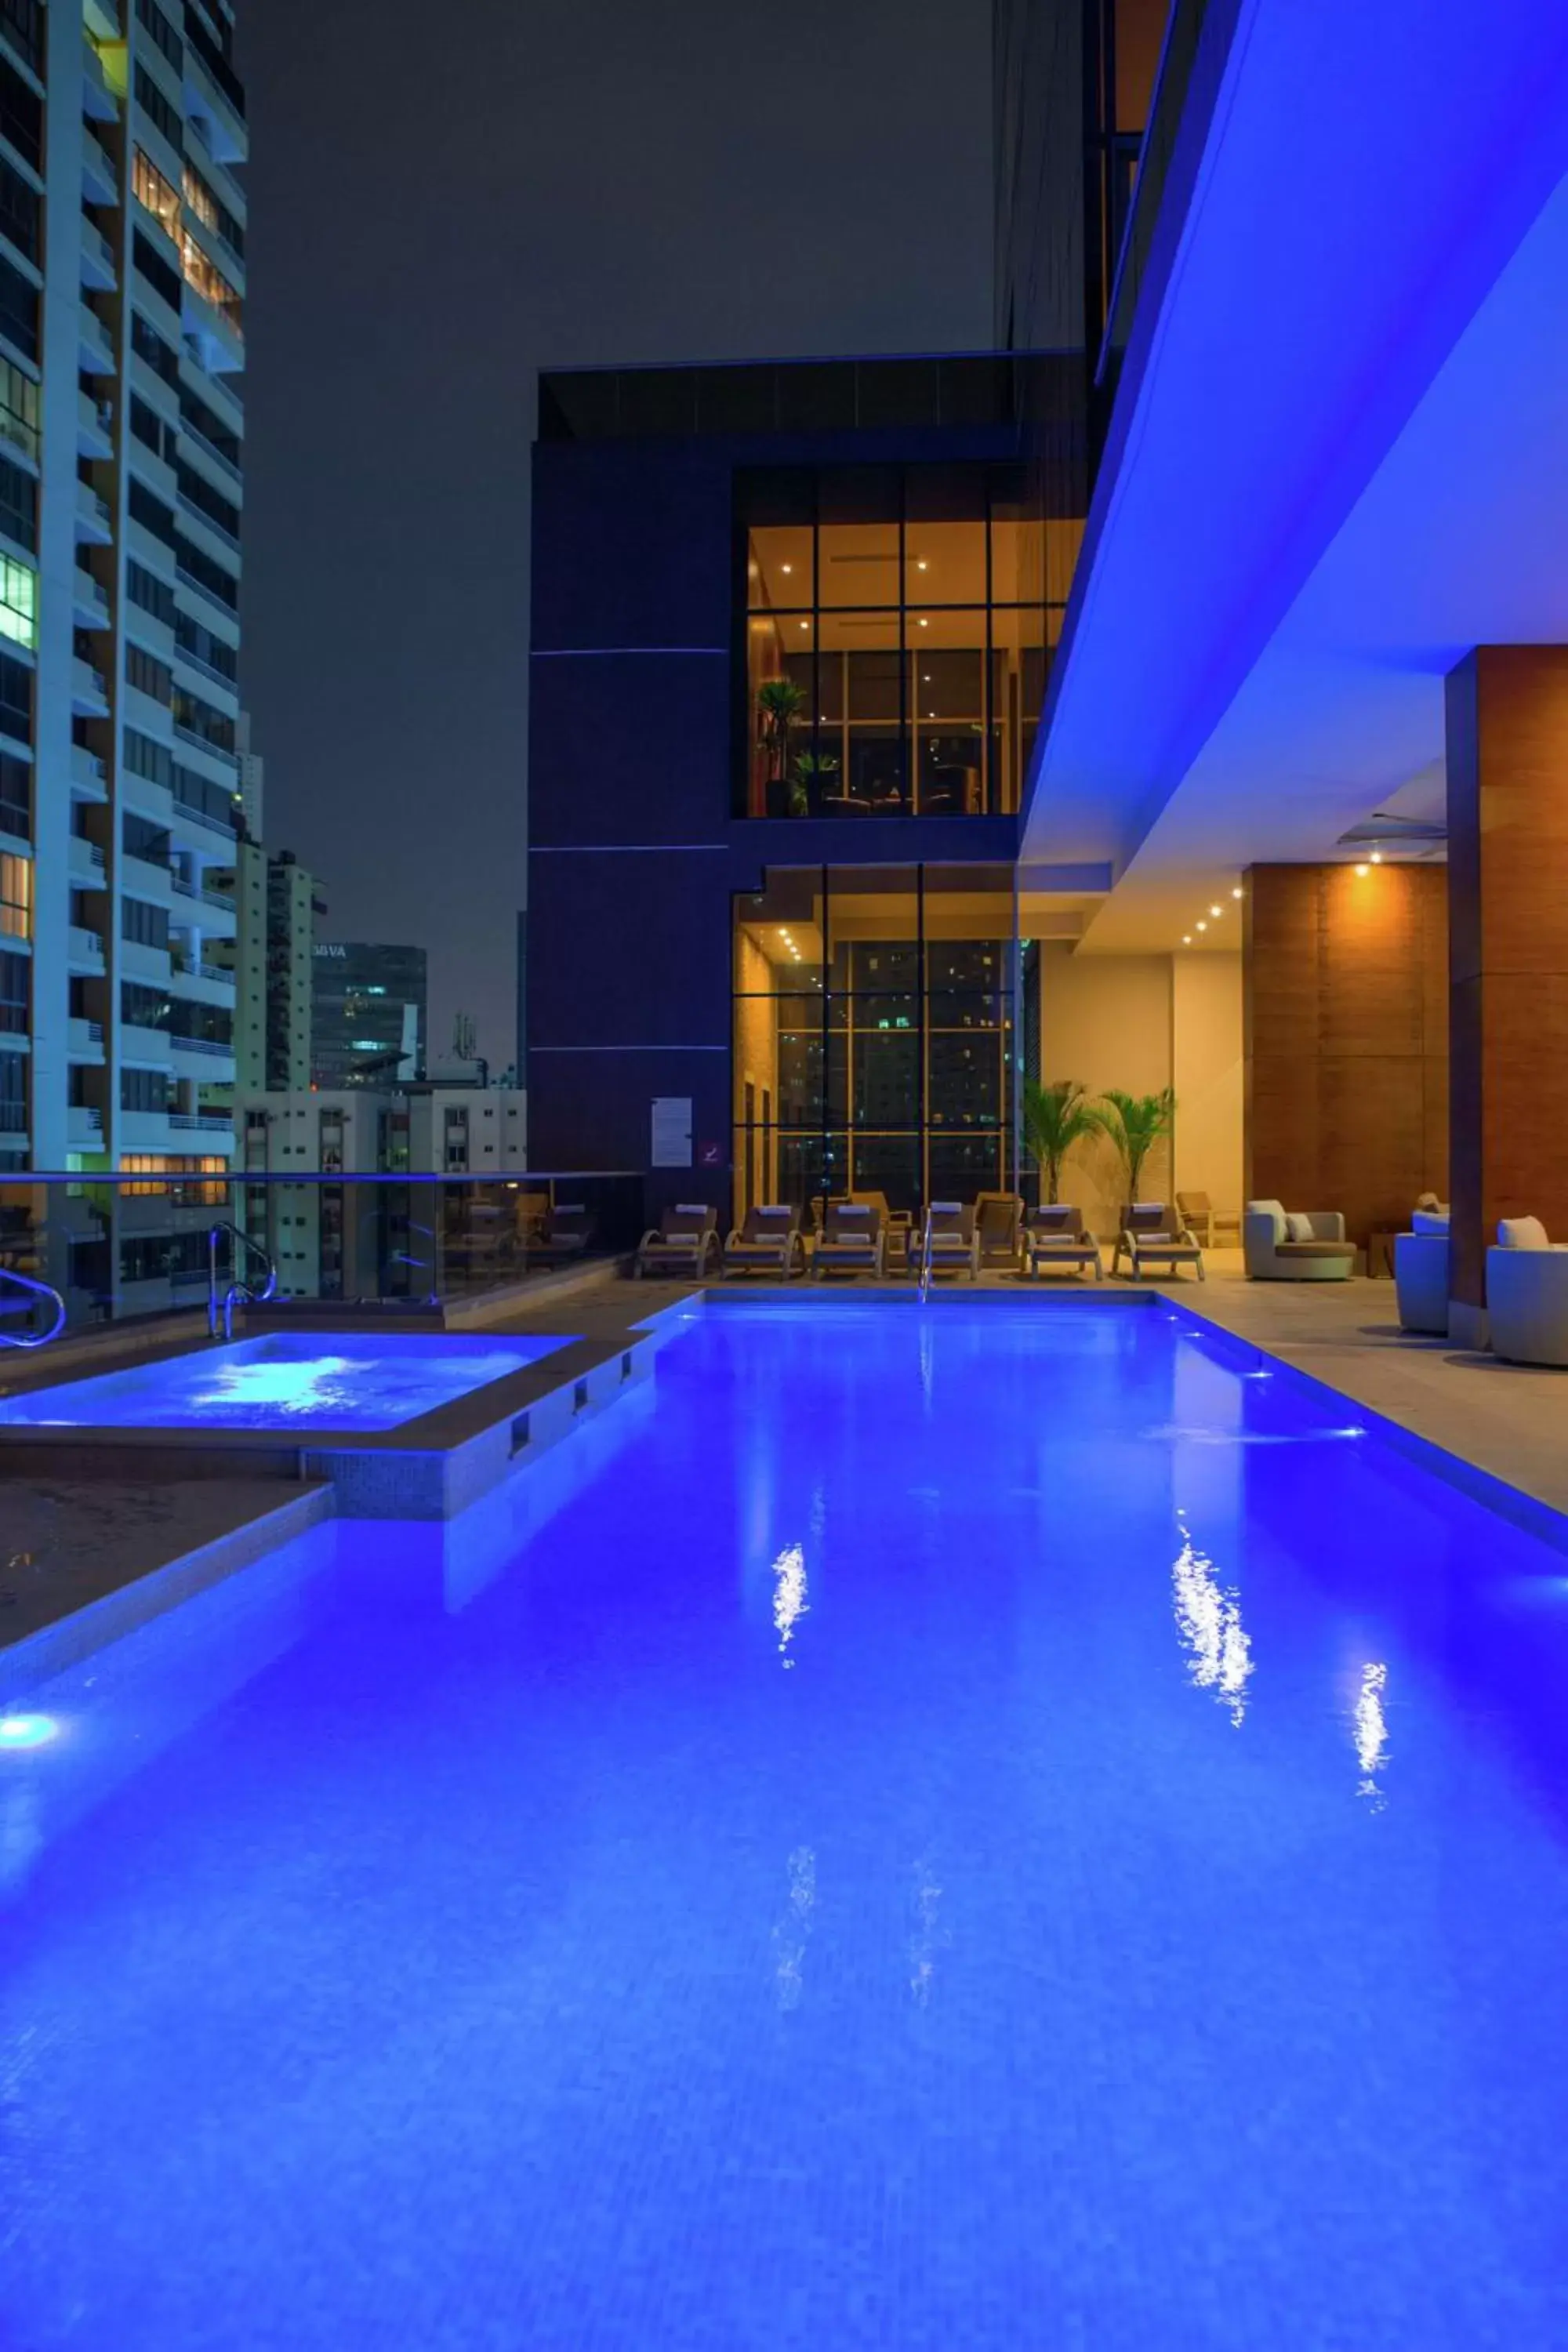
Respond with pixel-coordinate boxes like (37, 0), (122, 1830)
(1486, 1217), (1568, 1367)
(1243, 1200), (1356, 1281)
(1395, 1209), (1450, 1334)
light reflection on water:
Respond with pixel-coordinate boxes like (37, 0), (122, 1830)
(1172, 1509), (1254, 1726)
(1355, 1661), (1391, 1807)
(771, 1541), (808, 1666)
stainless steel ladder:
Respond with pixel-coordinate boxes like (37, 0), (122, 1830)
(207, 1221), (278, 1341)
(0, 1265), (66, 1350)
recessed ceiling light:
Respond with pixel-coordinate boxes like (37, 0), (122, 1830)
(799, 621), (808, 631)
(1182, 934), (1192, 945)
(1355, 862), (1370, 877)
(917, 560), (927, 571)
(1370, 851), (1382, 865)
(1231, 886), (1243, 899)
(1210, 904), (1222, 918)
(1196, 920), (1207, 932)
(917, 618), (928, 629)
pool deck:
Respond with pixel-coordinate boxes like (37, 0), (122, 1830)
(0, 1476), (333, 1697)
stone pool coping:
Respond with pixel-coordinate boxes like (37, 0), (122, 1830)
(0, 1479), (334, 1700)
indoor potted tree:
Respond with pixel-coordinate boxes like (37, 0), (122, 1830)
(1021, 1078), (1108, 1205)
(1098, 1087), (1178, 1206)
(756, 676), (808, 818)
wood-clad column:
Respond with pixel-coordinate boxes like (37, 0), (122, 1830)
(1243, 863), (1447, 1250)
(1446, 647), (1568, 1341)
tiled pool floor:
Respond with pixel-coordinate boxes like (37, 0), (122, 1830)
(2, 1302), (1567, 2347)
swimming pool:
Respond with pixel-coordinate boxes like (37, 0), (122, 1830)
(0, 1330), (572, 1432)
(4, 1298), (1568, 2347)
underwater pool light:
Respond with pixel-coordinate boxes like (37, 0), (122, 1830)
(0, 1713), (58, 1750)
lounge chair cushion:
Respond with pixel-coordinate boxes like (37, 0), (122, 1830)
(1498, 1215), (1550, 1250)
(1275, 1239), (1356, 1260)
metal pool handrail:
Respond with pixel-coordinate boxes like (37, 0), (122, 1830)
(208, 1221), (278, 1341)
(0, 1265), (67, 1349)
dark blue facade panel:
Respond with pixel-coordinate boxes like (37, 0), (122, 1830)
(526, 1045), (731, 1207)
(530, 445), (733, 653)
(528, 848), (731, 1054)
(528, 651), (731, 848)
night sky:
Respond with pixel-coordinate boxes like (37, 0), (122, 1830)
(239, 2), (993, 1070)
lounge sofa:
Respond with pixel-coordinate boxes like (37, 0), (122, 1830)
(1243, 1200), (1355, 1281)
(1486, 1216), (1568, 1367)
(1395, 1209), (1450, 1334)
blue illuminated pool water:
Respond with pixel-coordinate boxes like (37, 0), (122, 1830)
(0, 1330), (570, 1431)
(5, 1298), (1568, 2348)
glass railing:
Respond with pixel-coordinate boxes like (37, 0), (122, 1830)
(0, 1172), (647, 1342)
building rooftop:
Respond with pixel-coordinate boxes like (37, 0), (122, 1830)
(536, 350), (1080, 442)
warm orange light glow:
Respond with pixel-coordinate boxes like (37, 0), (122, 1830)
(1355, 862), (1370, 877)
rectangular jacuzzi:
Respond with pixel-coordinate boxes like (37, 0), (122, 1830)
(0, 1330), (572, 1433)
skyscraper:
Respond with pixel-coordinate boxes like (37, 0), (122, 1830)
(0, 0), (247, 1306)
(311, 942), (427, 1091)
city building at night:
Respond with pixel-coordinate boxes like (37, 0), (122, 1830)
(310, 939), (427, 1091)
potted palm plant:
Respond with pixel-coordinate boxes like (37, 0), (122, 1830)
(1021, 1078), (1107, 1204)
(756, 676), (808, 818)
(1098, 1087), (1177, 1206)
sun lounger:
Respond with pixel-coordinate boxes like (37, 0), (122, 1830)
(812, 1199), (885, 1279)
(975, 1192), (1024, 1272)
(722, 1203), (804, 1279)
(919, 1201), (979, 1281)
(1114, 1203), (1206, 1281)
(634, 1201), (720, 1279)
(1023, 1203), (1103, 1280)
(531, 1201), (594, 1265)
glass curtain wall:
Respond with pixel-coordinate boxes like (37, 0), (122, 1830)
(732, 864), (1020, 1228)
(740, 466), (1080, 819)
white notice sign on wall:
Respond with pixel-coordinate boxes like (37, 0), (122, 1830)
(651, 1097), (693, 1168)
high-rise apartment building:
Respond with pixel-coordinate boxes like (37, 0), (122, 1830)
(311, 942), (428, 1091)
(0, 0), (248, 1300)
(212, 840), (319, 1094)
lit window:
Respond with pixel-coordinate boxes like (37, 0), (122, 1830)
(132, 147), (181, 241)
(180, 233), (243, 336)
(0, 849), (32, 940)
(0, 555), (35, 649)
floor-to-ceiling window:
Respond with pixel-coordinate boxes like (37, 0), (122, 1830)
(732, 864), (1019, 1224)
(739, 466), (1079, 819)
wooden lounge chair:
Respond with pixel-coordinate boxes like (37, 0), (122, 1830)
(848, 1190), (913, 1274)
(531, 1200), (594, 1265)
(1114, 1202), (1205, 1282)
(919, 1201), (979, 1281)
(634, 1201), (720, 1279)
(975, 1192), (1024, 1272)
(1023, 1203), (1103, 1280)
(812, 1198), (885, 1279)
(1175, 1190), (1240, 1249)
(722, 1203), (804, 1279)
